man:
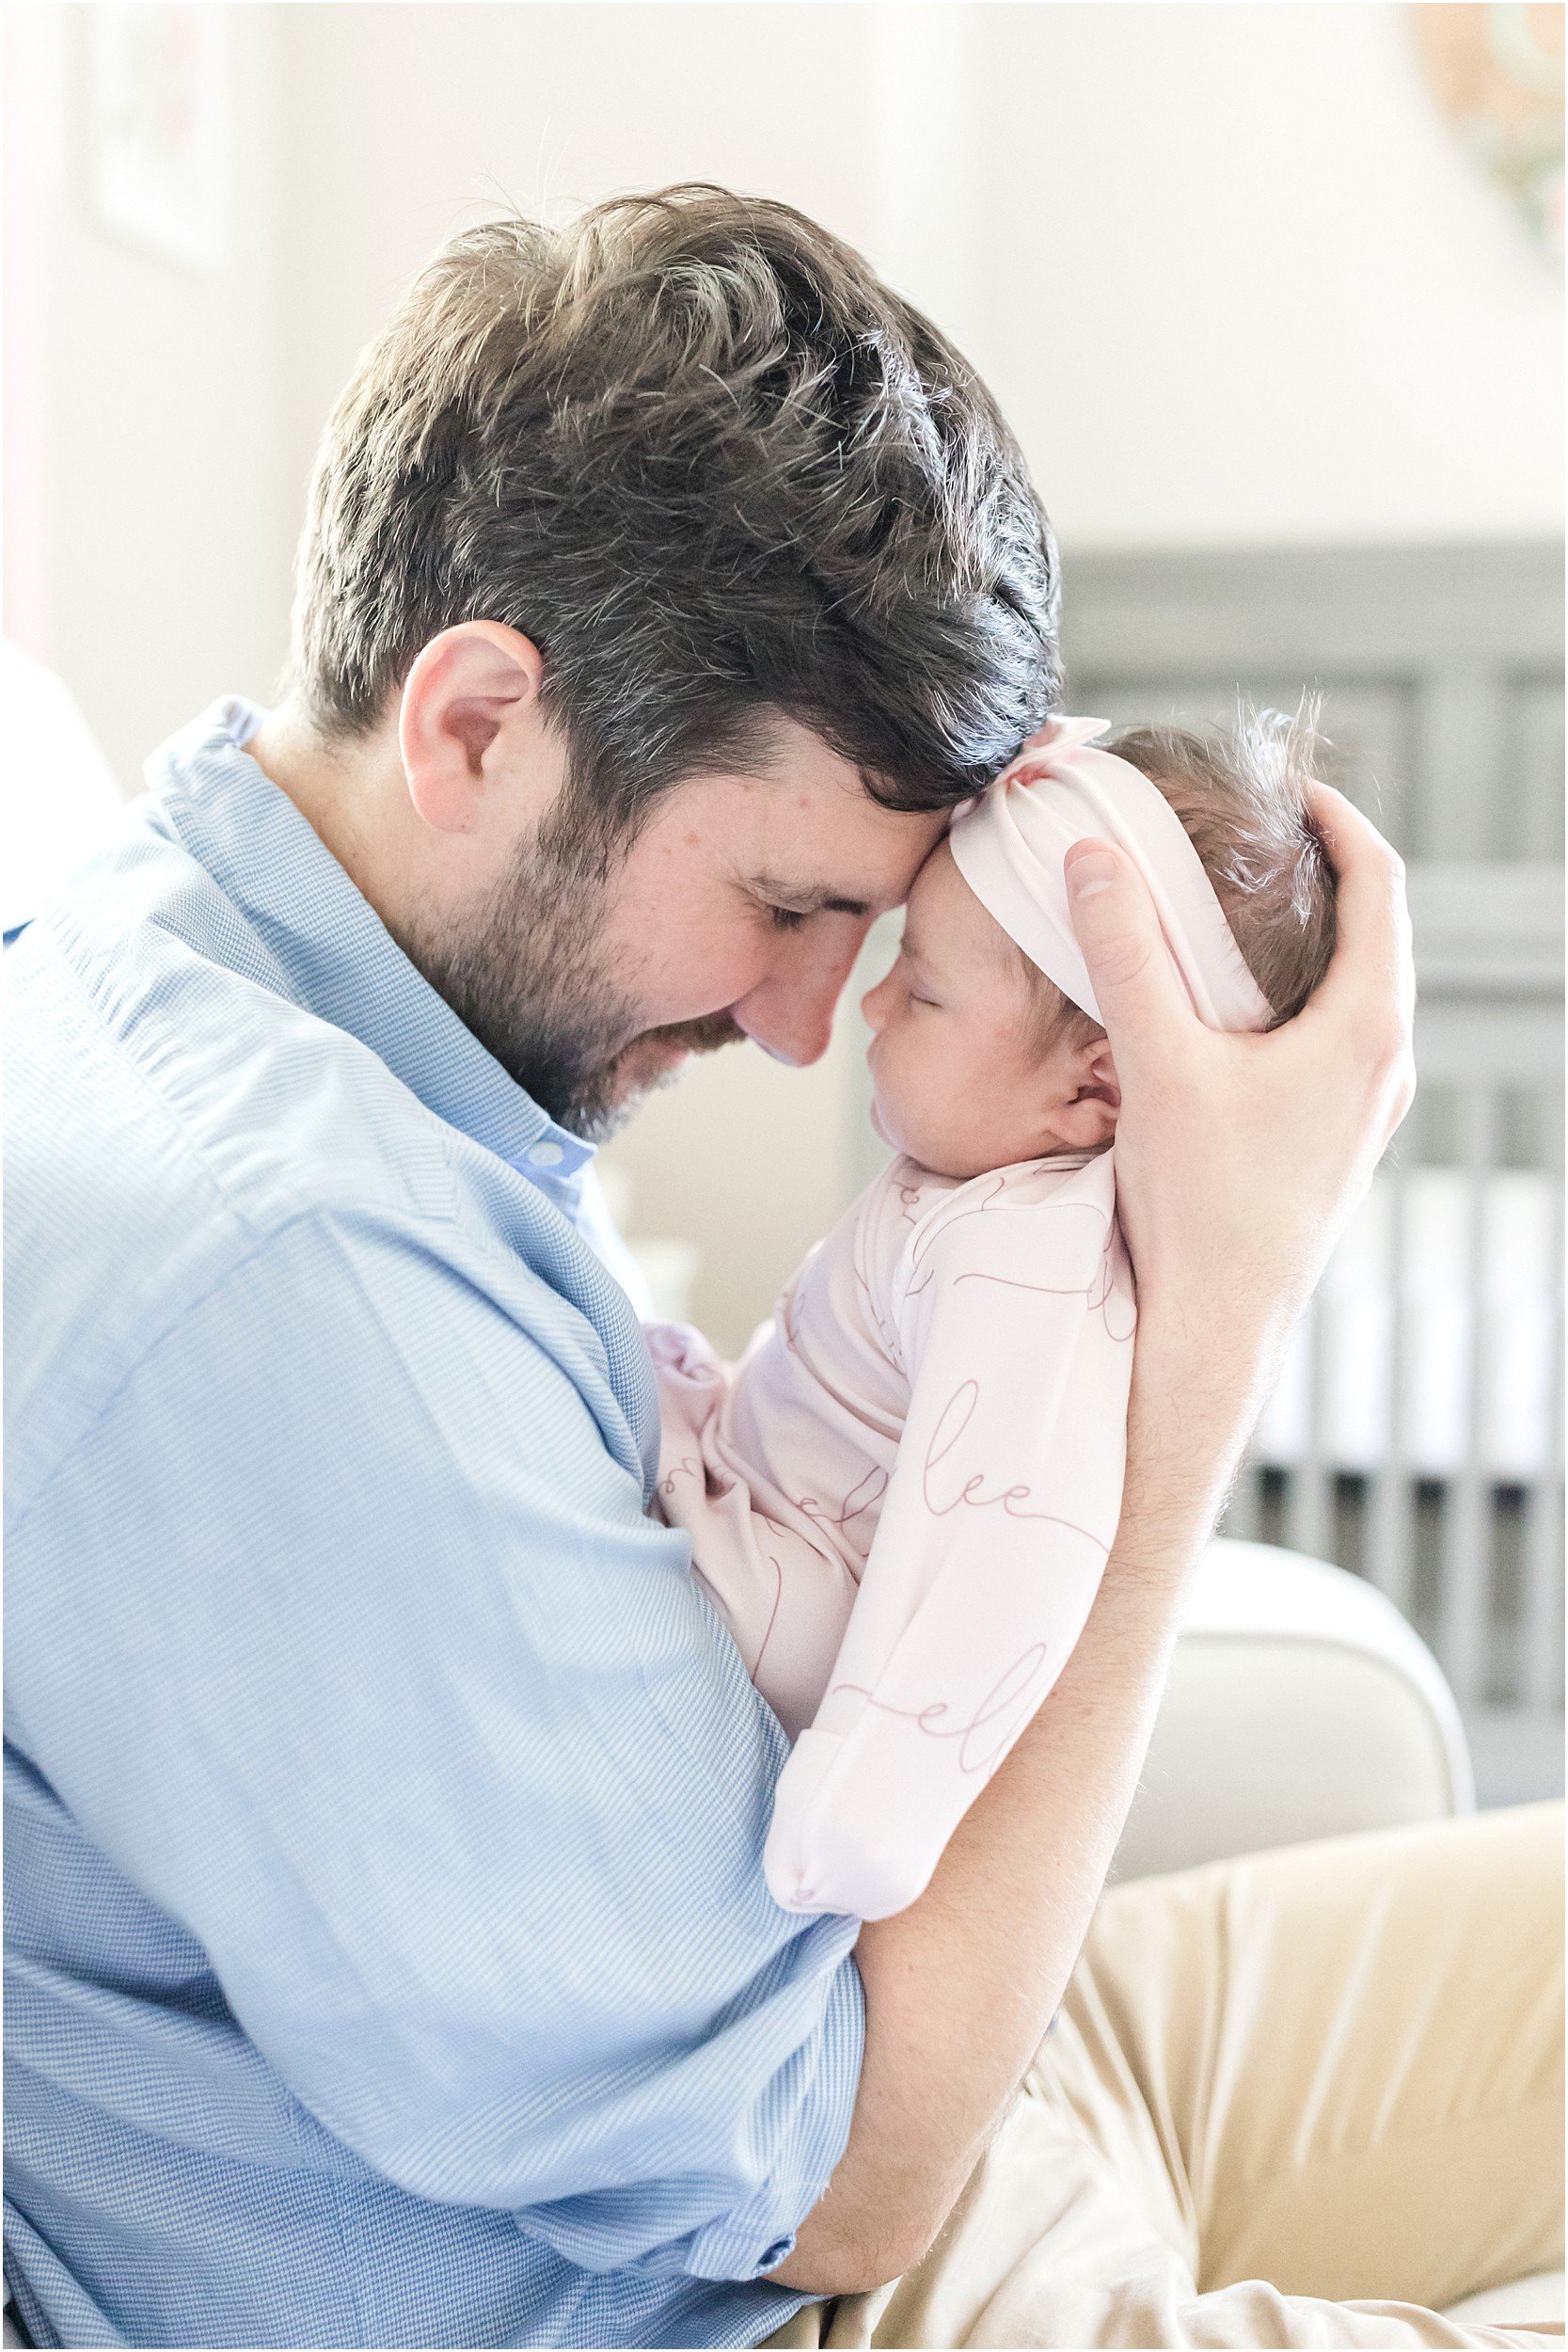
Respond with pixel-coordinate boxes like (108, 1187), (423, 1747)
(6, 189), (1559, 2350)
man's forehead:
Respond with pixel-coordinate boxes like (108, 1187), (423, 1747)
(745, 814), (948, 917)
(741, 718), (946, 821)
(684, 725), (950, 906)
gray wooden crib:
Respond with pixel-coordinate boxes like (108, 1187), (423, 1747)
(1060, 542), (1565, 1802)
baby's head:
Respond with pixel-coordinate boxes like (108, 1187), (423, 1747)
(863, 710), (1338, 1180)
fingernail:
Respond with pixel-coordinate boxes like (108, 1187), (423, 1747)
(1067, 849), (1117, 898)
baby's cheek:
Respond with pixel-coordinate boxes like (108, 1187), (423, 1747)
(894, 1038), (948, 1126)
(908, 1052), (973, 1167)
(871, 1047), (927, 1155)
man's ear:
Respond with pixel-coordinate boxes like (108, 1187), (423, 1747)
(397, 622), (546, 837)
(1044, 1038), (1121, 1152)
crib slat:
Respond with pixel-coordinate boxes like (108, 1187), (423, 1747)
(1366, 1149), (1415, 1614)
(1523, 1091), (1564, 1709)
(1438, 1087), (1499, 1705)
(1523, 1471), (1564, 1707)
(1416, 670), (1510, 861)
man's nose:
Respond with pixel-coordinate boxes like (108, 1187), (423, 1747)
(736, 930), (868, 1068)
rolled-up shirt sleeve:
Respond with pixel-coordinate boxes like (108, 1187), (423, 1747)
(5, 1202), (864, 2282)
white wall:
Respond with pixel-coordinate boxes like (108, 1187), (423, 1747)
(973, 3), (1564, 547)
(3, 3), (293, 794)
(269, 4), (1564, 563)
(271, 5), (891, 528)
(8, 0), (1560, 1347)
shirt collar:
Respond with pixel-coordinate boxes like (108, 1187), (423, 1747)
(146, 698), (594, 1193)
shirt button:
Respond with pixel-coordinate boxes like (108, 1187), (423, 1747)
(528, 1139), (565, 1169)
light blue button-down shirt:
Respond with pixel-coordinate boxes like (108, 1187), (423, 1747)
(4, 702), (863, 2350)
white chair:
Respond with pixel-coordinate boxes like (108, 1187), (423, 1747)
(1115, 1536), (1473, 1882)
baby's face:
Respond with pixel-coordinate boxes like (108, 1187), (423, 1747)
(862, 840), (1119, 1181)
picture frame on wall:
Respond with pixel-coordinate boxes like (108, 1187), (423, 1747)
(86, 2), (229, 276)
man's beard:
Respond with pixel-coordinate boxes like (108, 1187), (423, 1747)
(408, 833), (744, 1143)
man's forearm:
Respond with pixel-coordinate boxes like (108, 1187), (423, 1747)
(773, 1322), (1259, 2296)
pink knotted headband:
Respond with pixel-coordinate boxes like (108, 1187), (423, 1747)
(947, 715), (1273, 1034)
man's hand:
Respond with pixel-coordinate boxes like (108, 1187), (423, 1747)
(773, 790), (1416, 2299)
(1064, 781), (1416, 1422)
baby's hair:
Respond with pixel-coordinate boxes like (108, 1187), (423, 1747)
(1021, 703), (1338, 1052)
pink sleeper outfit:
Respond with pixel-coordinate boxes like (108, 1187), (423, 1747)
(651, 1145), (1135, 1921)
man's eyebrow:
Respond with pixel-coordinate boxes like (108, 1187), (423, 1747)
(751, 875), (874, 919)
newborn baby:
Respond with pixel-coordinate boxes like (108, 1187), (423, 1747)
(652, 714), (1335, 1920)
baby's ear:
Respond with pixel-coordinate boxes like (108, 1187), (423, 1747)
(1086, 1040), (1119, 1104)
(1048, 1036), (1120, 1151)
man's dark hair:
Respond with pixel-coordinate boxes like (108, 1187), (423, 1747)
(288, 185), (1060, 844)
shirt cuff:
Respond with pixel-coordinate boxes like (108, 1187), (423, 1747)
(680, 1947), (866, 2284)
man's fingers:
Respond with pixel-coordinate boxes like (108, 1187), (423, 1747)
(1298, 784), (1418, 1145)
(1065, 837), (1193, 1067)
(1300, 784), (1417, 1043)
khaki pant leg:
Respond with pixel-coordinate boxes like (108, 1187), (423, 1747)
(1056, 1804), (1563, 2310)
(766, 1805), (1563, 2349)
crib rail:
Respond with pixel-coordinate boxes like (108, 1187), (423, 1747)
(1227, 866), (1565, 1725)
